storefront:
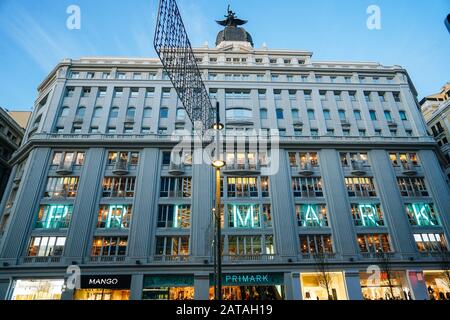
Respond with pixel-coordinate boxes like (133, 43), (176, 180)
(360, 271), (411, 300)
(423, 270), (450, 300)
(73, 275), (131, 300)
(209, 273), (285, 300)
(300, 272), (347, 300)
(142, 275), (194, 300)
(10, 279), (64, 300)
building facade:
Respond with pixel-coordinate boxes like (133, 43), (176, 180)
(0, 14), (450, 301)
(420, 84), (450, 180)
(0, 108), (25, 210)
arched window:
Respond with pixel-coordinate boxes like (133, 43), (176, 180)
(76, 106), (86, 118)
(176, 108), (186, 120)
(126, 107), (136, 119)
(160, 107), (169, 119)
(93, 107), (103, 118)
(260, 108), (268, 120)
(143, 107), (152, 118)
(59, 106), (70, 118)
(109, 107), (119, 119)
(276, 108), (284, 120)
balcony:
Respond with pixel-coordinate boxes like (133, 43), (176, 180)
(73, 116), (84, 124)
(293, 119), (303, 126)
(223, 161), (261, 176)
(223, 254), (277, 263)
(168, 163), (185, 175)
(124, 117), (135, 124)
(56, 163), (73, 175)
(387, 120), (398, 128)
(300, 253), (336, 260)
(401, 163), (417, 175)
(153, 255), (189, 262)
(89, 256), (126, 263)
(340, 119), (351, 127)
(350, 161), (367, 176)
(298, 163), (314, 176)
(23, 256), (62, 264)
(112, 160), (129, 175)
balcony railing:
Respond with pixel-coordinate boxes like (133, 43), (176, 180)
(112, 160), (129, 175)
(23, 256), (62, 264)
(168, 163), (185, 176)
(223, 254), (277, 262)
(56, 163), (73, 175)
(401, 162), (417, 175)
(89, 256), (126, 263)
(350, 161), (367, 176)
(300, 253), (336, 260)
(223, 161), (261, 175)
(298, 163), (314, 176)
(153, 255), (190, 262)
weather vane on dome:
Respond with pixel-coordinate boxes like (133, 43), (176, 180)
(216, 5), (247, 27)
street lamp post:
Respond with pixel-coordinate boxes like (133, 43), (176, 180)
(211, 101), (224, 300)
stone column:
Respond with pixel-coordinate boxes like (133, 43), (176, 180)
(269, 151), (299, 259)
(127, 149), (160, 260)
(0, 148), (51, 262)
(406, 270), (429, 300)
(284, 272), (301, 300)
(370, 149), (417, 257)
(130, 273), (144, 300)
(319, 149), (359, 259)
(344, 269), (363, 300)
(194, 272), (210, 300)
(64, 148), (105, 261)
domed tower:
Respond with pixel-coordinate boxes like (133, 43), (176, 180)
(215, 6), (253, 47)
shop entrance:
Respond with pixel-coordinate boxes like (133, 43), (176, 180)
(142, 275), (194, 300)
(359, 271), (411, 300)
(10, 279), (64, 300)
(209, 272), (285, 300)
(424, 270), (450, 300)
(74, 288), (129, 300)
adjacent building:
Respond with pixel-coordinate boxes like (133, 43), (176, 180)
(420, 84), (450, 180)
(0, 11), (449, 301)
(0, 108), (26, 208)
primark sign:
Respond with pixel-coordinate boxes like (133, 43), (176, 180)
(222, 273), (283, 286)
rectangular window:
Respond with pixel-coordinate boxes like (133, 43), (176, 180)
(397, 177), (428, 197)
(228, 235), (274, 255)
(155, 236), (190, 256)
(299, 235), (333, 254)
(292, 177), (323, 197)
(389, 152), (419, 167)
(44, 177), (79, 198)
(227, 204), (261, 228)
(351, 204), (384, 227)
(102, 177), (136, 197)
(97, 204), (132, 229)
(107, 151), (139, 166)
(51, 151), (85, 167)
(28, 237), (66, 257)
(340, 152), (369, 167)
(296, 204), (328, 227)
(145, 88), (155, 98)
(157, 205), (191, 228)
(114, 88), (123, 98)
(98, 87), (107, 97)
(357, 234), (391, 253)
(91, 237), (128, 256)
(227, 177), (258, 198)
(35, 205), (73, 229)
(414, 233), (447, 252)
(399, 111), (407, 121)
(345, 177), (377, 197)
(405, 203), (440, 226)
(261, 177), (270, 197)
(160, 177), (192, 198)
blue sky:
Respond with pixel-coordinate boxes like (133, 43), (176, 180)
(0, 0), (448, 111)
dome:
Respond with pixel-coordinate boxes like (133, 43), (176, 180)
(215, 7), (253, 47)
(216, 27), (254, 47)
